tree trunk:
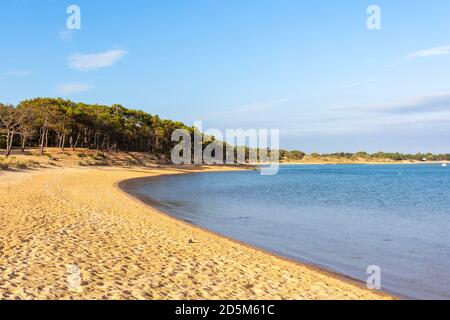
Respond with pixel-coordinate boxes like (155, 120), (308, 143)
(72, 132), (80, 150)
(6, 131), (14, 157)
(21, 135), (26, 153)
(5, 130), (10, 157)
(39, 128), (45, 155)
(61, 134), (66, 151)
(44, 129), (48, 148)
(56, 133), (61, 148)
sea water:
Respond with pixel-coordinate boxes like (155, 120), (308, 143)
(127, 165), (450, 299)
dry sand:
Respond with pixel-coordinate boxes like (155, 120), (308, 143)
(0, 166), (393, 300)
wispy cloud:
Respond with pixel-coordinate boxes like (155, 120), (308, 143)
(337, 92), (450, 114)
(201, 98), (290, 120)
(57, 83), (93, 95)
(68, 49), (128, 72)
(0, 69), (33, 79)
(282, 111), (450, 136)
(231, 99), (290, 113)
(406, 46), (450, 59)
(270, 96), (450, 137)
(386, 45), (450, 68)
(338, 78), (376, 88)
(385, 62), (399, 68)
(59, 29), (74, 40)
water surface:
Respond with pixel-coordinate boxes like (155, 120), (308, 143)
(127, 165), (450, 299)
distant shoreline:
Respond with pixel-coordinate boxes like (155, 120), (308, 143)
(279, 161), (447, 165)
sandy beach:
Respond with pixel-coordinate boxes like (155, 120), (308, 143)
(0, 166), (393, 300)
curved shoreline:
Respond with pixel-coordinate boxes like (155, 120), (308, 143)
(0, 166), (395, 299)
(117, 170), (396, 300)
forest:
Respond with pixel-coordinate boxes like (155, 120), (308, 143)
(0, 98), (280, 162)
(0, 98), (192, 157)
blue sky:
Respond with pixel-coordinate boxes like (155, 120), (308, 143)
(1, 0), (450, 153)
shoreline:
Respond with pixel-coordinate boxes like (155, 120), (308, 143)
(118, 172), (397, 300)
(0, 165), (394, 300)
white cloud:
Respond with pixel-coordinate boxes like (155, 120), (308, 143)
(386, 45), (450, 68)
(201, 99), (290, 120)
(283, 111), (450, 136)
(68, 49), (128, 71)
(339, 92), (450, 114)
(385, 62), (399, 68)
(57, 83), (93, 95)
(0, 69), (33, 79)
(232, 99), (290, 113)
(338, 78), (376, 88)
(406, 46), (450, 59)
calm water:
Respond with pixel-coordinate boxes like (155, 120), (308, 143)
(126, 165), (450, 299)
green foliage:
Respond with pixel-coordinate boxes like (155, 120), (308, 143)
(303, 152), (450, 162)
(282, 150), (306, 161)
(10, 98), (192, 156)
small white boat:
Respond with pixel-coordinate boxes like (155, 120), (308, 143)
(442, 163), (447, 167)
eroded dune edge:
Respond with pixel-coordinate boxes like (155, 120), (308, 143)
(0, 166), (394, 300)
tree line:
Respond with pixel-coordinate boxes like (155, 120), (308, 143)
(0, 98), (190, 157)
(0, 98), (281, 162)
(308, 151), (450, 162)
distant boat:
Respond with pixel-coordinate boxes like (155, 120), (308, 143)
(442, 163), (448, 167)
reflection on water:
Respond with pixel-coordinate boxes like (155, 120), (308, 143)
(127, 165), (450, 299)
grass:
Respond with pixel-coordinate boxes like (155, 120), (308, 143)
(0, 157), (40, 170)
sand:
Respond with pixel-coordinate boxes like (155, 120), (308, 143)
(0, 166), (393, 300)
